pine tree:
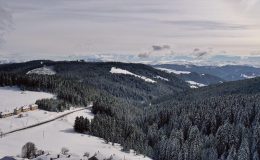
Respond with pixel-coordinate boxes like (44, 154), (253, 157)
(238, 138), (250, 160)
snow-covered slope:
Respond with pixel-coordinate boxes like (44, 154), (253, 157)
(0, 107), (91, 133)
(110, 67), (156, 83)
(156, 67), (191, 75)
(33, 151), (123, 160)
(0, 87), (54, 112)
(27, 66), (56, 75)
(0, 110), (151, 160)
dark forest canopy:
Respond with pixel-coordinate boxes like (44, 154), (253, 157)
(1, 60), (260, 160)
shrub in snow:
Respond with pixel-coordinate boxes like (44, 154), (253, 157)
(83, 152), (90, 157)
(21, 142), (37, 159)
(36, 150), (45, 156)
(61, 147), (69, 155)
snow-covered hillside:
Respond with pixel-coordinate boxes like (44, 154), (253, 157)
(110, 67), (156, 83)
(0, 87), (54, 112)
(156, 67), (191, 75)
(0, 109), (151, 160)
(27, 66), (56, 75)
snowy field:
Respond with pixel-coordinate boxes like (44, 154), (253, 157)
(0, 109), (151, 160)
(0, 86), (54, 112)
(0, 107), (92, 133)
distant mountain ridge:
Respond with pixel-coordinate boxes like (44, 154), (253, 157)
(154, 64), (260, 81)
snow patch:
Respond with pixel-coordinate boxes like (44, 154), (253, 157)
(27, 66), (56, 75)
(241, 74), (256, 79)
(156, 67), (191, 75)
(186, 81), (206, 88)
(154, 75), (169, 81)
(110, 67), (156, 83)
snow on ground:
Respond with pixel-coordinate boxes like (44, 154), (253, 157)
(153, 75), (169, 81)
(156, 67), (191, 75)
(33, 151), (121, 160)
(0, 107), (93, 133)
(0, 87), (54, 112)
(0, 110), (151, 160)
(241, 73), (256, 79)
(110, 67), (156, 83)
(27, 66), (56, 75)
(186, 81), (206, 88)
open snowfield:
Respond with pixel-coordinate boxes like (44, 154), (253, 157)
(0, 109), (151, 160)
(0, 107), (92, 133)
(0, 86), (54, 112)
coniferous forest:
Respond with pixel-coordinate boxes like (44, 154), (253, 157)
(1, 60), (260, 160)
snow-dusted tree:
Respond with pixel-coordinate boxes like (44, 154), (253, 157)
(237, 138), (250, 160)
(21, 142), (37, 159)
(201, 147), (218, 160)
(61, 147), (69, 155)
(226, 146), (237, 160)
(83, 152), (90, 157)
(253, 151), (260, 160)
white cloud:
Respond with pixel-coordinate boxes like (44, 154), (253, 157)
(0, 0), (259, 59)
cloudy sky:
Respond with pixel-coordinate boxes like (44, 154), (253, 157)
(0, 0), (260, 60)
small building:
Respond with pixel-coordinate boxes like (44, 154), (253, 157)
(13, 108), (22, 115)
(0, 112), (14, 118)
(21, 105), (30, 112)
(30, 104), (38, 110)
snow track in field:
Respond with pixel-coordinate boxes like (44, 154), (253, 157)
(0, 109), (151, 160)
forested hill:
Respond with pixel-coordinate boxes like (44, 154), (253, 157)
(153, 76), (260, 106)
(187, 77), (260, 100)
(2, 60), (260, 159)
(0, 60), (189, 103)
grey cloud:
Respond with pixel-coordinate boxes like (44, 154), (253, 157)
(196, 51), (208, 58)
(0, 2), (12, 45)
(138, 45), (171, 58)
(138, 52), (151, 58)
(152, 45), (171, 51)
(193, 48), (211, 59)
(193, 48), (200, 52)
(164, 20), (252, 30)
